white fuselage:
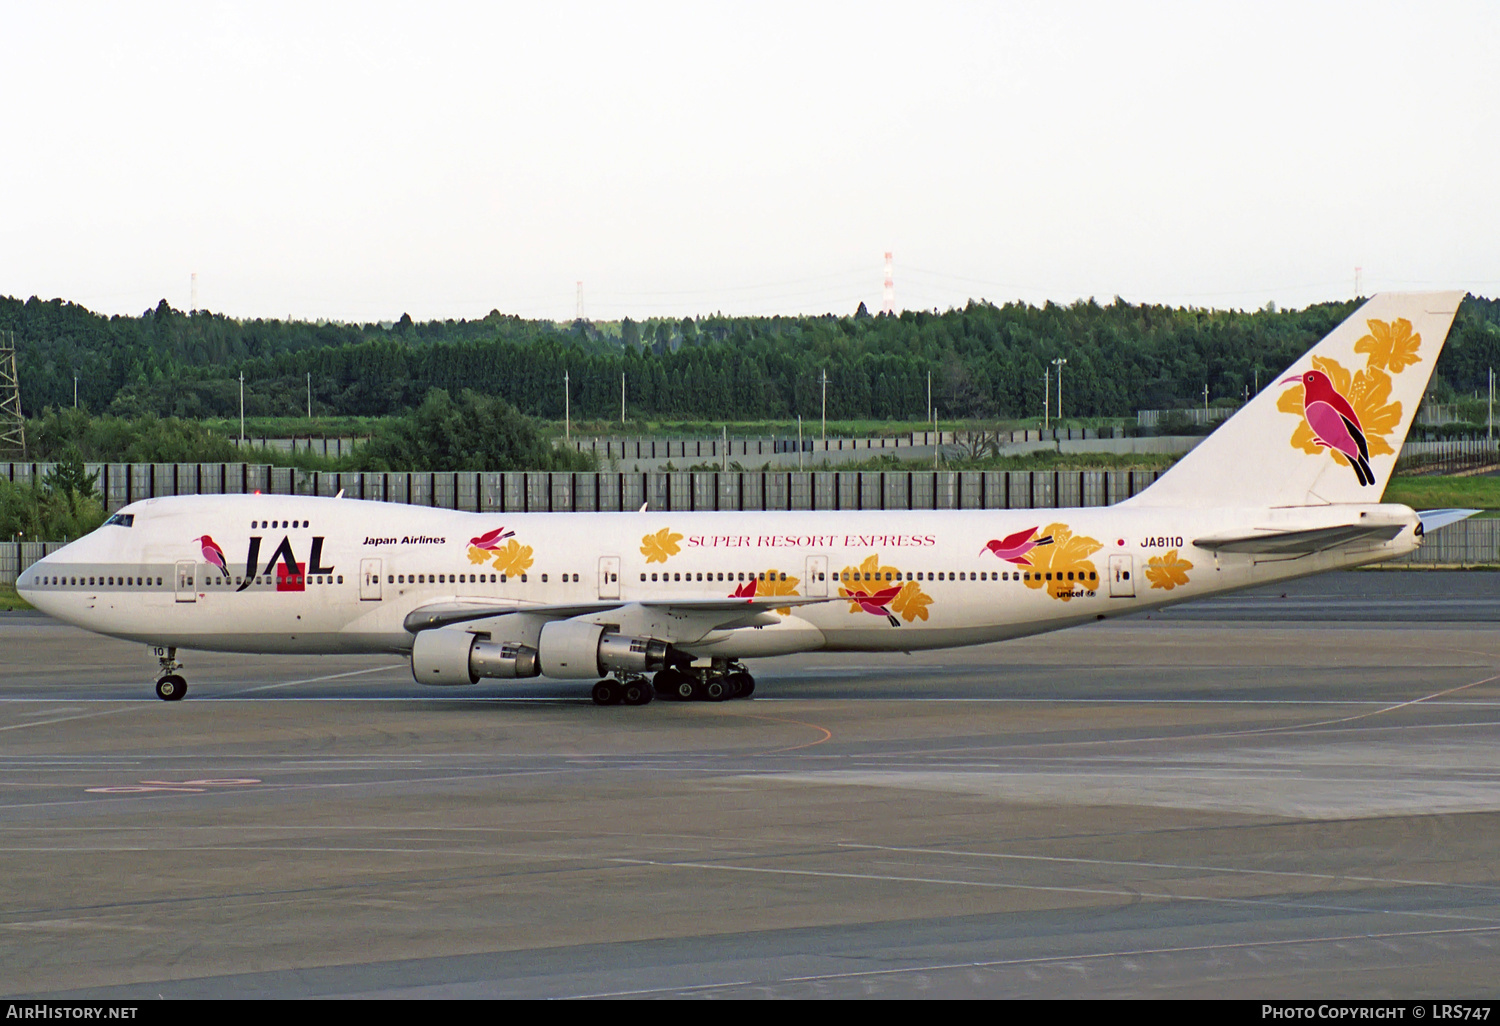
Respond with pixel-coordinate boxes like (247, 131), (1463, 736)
(16, 494), (1423, 664)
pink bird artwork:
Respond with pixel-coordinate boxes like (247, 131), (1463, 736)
(980, 526), (1054, 565)
(844, 583), (904, 627)
(196, 535), (229, 576)
(468, 526), (516, 550)
(1281, 370), (1374, 486)
(730, 579), (757, 599)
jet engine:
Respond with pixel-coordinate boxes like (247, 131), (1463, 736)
(537, 619), (671, 679)
(410, 620), (672, 685)
(410, 628), (539, 686)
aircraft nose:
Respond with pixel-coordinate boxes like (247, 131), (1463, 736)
(15, 553), (52, 595)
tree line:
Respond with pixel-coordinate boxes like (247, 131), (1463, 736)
(5, 293), (1499, 424)
(21, 393), (594, 472)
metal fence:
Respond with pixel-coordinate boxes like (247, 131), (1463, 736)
(1391, 517), (1500, 567)
(0, 462), (1164, 515)
(573, 426), (1117, 461)
(1136, 407), (1238, 428)
(230, 436), (367, 456)
(1395, 438), (1500, 475)
(1, 541), (67, 584)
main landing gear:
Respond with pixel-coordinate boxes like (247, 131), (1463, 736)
(154, 647), (187, 702)
(588, 661), (758, 706)
(591, 674), (655, 707)
(652, 661), (755, 703)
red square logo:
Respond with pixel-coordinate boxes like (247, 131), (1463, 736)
(276, 561), (305, 592)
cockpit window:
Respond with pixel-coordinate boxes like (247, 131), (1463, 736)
(104, 513), (134, 527)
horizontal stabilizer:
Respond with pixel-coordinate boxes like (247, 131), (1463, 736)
(1193, 522), (1406, 554)
(1417, 508), (1482, 533)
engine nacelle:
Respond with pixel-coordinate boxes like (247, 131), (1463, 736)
(537, 620), (605, 678)
(598, 633), (670, 674)
(410, 628), (539, 686)
(538, 619), (671, 679)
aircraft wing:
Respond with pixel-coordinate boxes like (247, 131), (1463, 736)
(1192, 523), (1407, 554)
(403, 595), (835, 633)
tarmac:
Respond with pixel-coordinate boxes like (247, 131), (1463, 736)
(2, 570), (1499, 998)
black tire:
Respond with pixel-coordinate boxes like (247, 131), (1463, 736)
(621, 681), (653, 706)
(727, 671), (754, 699)
(592, 679), (622, 706)
(703, 678), (727, 702)
(155, 675), (186, 702)
(739, 677), (755, 699)
(653, 669), (686, 700)
(676, 677), (698, 701)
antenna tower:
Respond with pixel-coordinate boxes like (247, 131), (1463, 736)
(0, 331), (25, 457)
(882, 252), (894, 315)
(190, 272), (198, 312)
(1355, 266), (1363, 297)
(576, 281), (585, 321)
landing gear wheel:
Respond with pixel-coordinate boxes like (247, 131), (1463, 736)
(702, 677), (728, 702)
(592, 679), (623, 706)
(653, 669), (689, 700)
(152, 647), (185, 700)
(727, 671), (754, 699)
(155, 675), (187, 702)
(620, 680), (653, 706)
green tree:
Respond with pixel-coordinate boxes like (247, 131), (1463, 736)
(355, 389), (594, 472)
(41, 445), (98, 517)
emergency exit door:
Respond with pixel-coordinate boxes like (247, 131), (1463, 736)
(598, 556), (620, 599)
(360, 558), (382, 601)
(174, 560), (197, 603)
(805, 554), (829, 597)
(1108, 555), (1135, 598)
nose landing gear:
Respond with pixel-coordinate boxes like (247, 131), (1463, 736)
(153, 647), (187, 701)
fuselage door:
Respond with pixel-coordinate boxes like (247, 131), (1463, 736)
(598, 556), (620, 599)
(805, 554), (828, 598)
(1108, 554), (1135, 598)
(174, 560), (197, 603)
(360, 558), (382, 601)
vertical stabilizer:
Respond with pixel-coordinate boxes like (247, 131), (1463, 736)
(1122, 292), (1465, 508)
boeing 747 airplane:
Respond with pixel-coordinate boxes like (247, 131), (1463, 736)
(15, 293), (1474, 704)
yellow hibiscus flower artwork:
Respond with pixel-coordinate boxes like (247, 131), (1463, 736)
(640, 527), (684, 564)
(890, 581), (932, 623)
(1144, 549), (1193, 591)
(1020, 522), (1102, 601)
(758, 568), (800, 615)
(1353, 317), (1422, 374)
(487, 540), (534, 577)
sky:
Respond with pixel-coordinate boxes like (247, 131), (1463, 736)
(3, 1), (1498, 323)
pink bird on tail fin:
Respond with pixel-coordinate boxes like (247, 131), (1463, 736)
(1281, 370), (1374, 486)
